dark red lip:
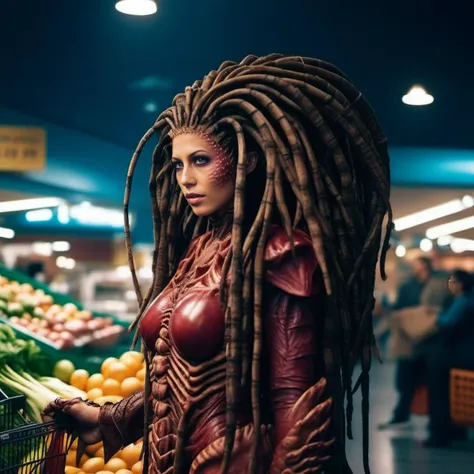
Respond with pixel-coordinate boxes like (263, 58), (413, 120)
(185, 193), (204, 199)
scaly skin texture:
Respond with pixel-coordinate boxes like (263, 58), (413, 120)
(98, 225), (333, 473)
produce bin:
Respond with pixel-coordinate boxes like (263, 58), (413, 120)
(0, 264), (135, 374)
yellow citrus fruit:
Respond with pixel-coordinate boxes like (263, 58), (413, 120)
(65, 467), (82, 474)
(95, 447), (105, 458)
(96, 472), (115, 474)
(70, 369), (89, 391)
(131, 461), (143, 474)
(82, 457), (105, 473)
(78, 454), (90, 468)
(86, 388), (103, 401)
(66, 449), (78, 467)
(104, 458), (128, 472)
(135, 368), (145, 382)
(120, 377), (143, 398)
(102, 378), (122, 396)
(119, 443), (141, 469)
(116, 470), (133, 474)
(86, 373), (105, 392)
(101, 357), (118, 378)
(120, 351), (144, 364)
(119, 354), (143, 374)
(107, 362), (129, 382)
(85, 442), (103, 456)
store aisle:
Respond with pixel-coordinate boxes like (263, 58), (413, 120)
(345, 360), (474, 474)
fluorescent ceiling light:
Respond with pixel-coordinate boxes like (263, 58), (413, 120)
(25, 208), (53, 222)
(115, 0), (157, 16)
(402, 85), (434, 106)
(0, 227), (15, 239)
(426, 215), (474, 239)
(52, 241), (71, 252)
(450, 238), (474, 254)
(0, 197), (64, 214)
(393, 195), (474, 231)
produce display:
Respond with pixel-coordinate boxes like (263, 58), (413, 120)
(0, 276), (124, 349)
(65, 351), (146, 474)
(0, 324), (85, 423)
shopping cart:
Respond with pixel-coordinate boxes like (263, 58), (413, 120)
(0, 390), (73, 474)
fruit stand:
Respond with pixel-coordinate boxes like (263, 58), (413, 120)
(0, 263), (134, 374)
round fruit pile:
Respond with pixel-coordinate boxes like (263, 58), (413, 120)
(65, 438), (143, 474)
(65, 351), (146, 473)
(70, 351), (145, 405)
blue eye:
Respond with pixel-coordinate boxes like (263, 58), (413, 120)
(194, 155), (210, 166)
(172, 161), (183, 170)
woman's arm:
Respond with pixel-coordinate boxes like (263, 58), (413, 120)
(99, 390), (145, 462)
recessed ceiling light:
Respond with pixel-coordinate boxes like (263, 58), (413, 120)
(402, 85), (434, 106)
(143, 101), (158, 113)
(115, 0), (157, 16)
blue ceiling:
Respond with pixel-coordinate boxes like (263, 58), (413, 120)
(0, 1), (473, 244)
(0, 0), (472, 150)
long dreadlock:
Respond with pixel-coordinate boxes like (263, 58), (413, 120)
(124, 54), (392, 474)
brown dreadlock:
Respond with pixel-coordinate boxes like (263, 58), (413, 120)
(124, 54), (392, 474)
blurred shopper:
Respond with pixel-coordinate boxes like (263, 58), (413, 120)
(422, 270), (474, 447)
(377, 257), (450, 429)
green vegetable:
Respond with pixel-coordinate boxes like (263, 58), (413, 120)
(6, 302), (23, 317)
(53, 359), (75, 383)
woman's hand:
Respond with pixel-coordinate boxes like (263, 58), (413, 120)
(42, 397), (102, 446)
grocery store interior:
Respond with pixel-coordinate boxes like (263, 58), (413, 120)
(0, 1), (473, 473)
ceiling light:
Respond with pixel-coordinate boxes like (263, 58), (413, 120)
(52, 241), (71, 252)
(0, 197), (64, 214)
(393, 196), (474, 231)
(426, 216), (474, 240)
(115, 0), (157, 16)
(395, 245), (406, 257)
(420, 238), (433, 252)
(143, 101), (158, 113)
(0, 227), (15, 239)
(437, 235), (453, 246)
(402, 85), (434, 106)
(25, 208), (53, 222)
(450, 238), (474, 254)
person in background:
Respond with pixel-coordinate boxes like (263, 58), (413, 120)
(423, 269), (474, 447)
(377, 256), (449, 429)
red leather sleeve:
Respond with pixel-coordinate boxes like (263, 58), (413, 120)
(264, 225), (321, 297)
(99, 390), (145, 462)
(263, 285), (320, 446)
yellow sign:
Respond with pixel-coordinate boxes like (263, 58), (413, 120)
(0, 126), (46, 171)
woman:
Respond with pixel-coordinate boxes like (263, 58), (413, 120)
(423, 269), (474, 446)
(43, 54), (392, 474)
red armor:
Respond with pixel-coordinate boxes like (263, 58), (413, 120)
(99, 225), (333, 473)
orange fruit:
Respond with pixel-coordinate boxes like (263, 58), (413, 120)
(116, 470), (133, 474)
(66, 449), (78, 467)
(119, 354), (143, 374)
(131, 461), (143, 474)
(95, 447), (105, 458)
(87, 373), (105, 392)
(107, 361), (132, 382)
(119, 443), (141, 469)
(101, 357), (118, 378)
(85, 441), (103, 456)
(102, 378), (122, 396)
(82, 457), (105, 473)
(135, 368), (145, 382)
(120, 377), (143, 398)
(65, 467), (82, 474)
(70, 369), (89, 391)
(120, 351), (144, 364)
(104, 458), (128, 472)
(86, 388), (103, 401)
